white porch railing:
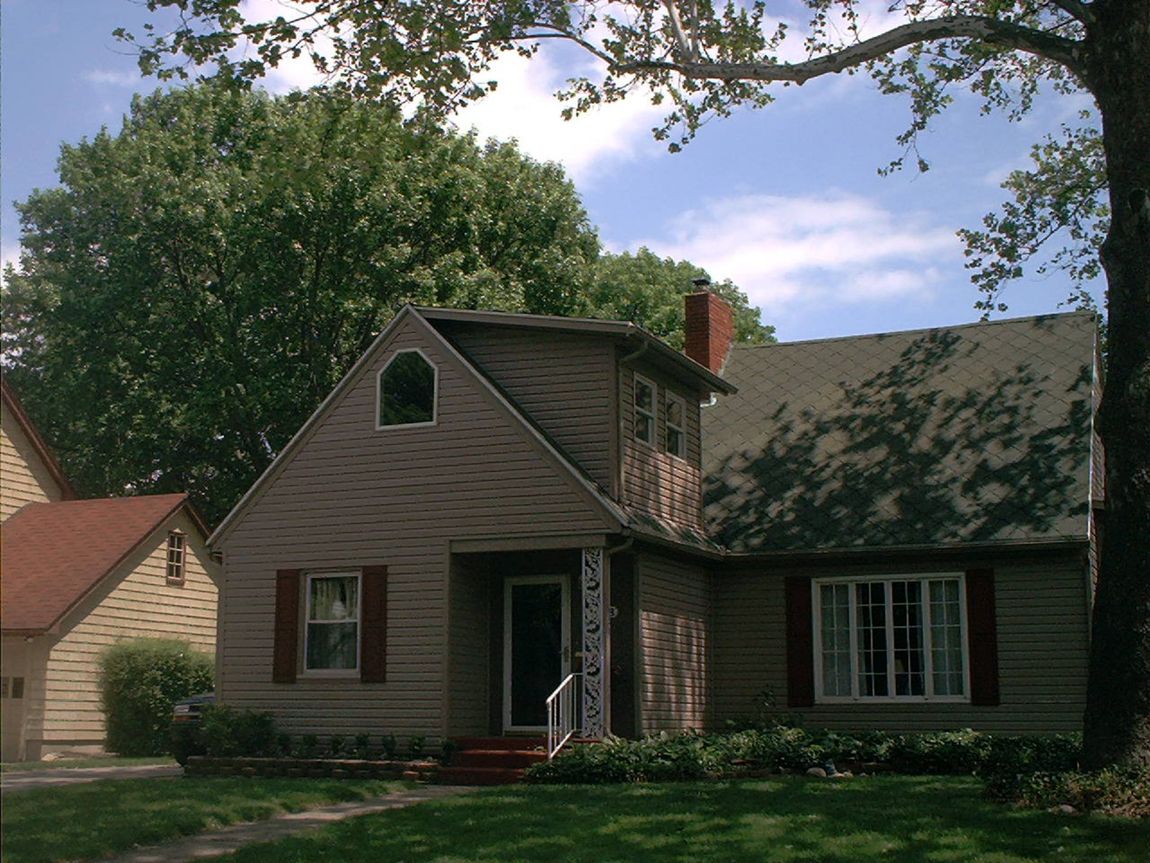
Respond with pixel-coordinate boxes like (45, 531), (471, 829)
(546, 672), (581, 759)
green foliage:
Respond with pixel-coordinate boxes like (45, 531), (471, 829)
(380, 734), (398, 760)
(526, 728), (1083, 784)
(199, 706), (279, 757)
(328, 735), (345, 757)
(353, 733), (372, 759)
(298, 734), (319, 758)
(99, 638), (213, 756)
(586, 249), (773, 349)
(987, 766), (1150, 817)
(2, 84), (600, 525)
(407, 735), (426, 760)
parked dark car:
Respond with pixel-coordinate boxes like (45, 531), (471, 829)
(170, 692), (215, 765)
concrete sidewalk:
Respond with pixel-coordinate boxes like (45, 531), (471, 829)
(1, 764), (182, 794)
(97, 784), (480, 863)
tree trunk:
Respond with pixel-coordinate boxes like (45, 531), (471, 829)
(1081, 0), (1150, 769)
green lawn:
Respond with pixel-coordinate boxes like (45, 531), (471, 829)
(0, 777), (401, 863)
(214, 776), (1149, 863)
(0, 756), (176, 773)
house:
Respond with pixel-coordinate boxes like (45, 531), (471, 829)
(0, 381), (219, 761)
(207, 297), (1100, 746)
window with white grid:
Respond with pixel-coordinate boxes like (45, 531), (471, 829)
(814, 575), (968, 702)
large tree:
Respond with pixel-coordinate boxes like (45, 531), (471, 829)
(121, 0), (1147, 766)
(3, 84), (768, 526)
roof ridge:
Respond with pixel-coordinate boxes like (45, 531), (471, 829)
(734, 310), (1095, 350)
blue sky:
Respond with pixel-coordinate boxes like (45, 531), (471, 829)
(1, 0), (1102, 342)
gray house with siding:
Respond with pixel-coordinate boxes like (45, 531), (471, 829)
(208, 296), (1101, 746)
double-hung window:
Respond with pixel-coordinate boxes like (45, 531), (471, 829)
(634, 375), (656, 446)
(166, 531), (186, 584)
(305, 572), (360, 672)
(814, 575), (968, 702)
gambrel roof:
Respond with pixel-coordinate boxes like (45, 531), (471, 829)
(703, 312), (1100, 553)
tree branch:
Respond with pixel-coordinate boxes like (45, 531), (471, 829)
(662, 1), (696, 62)
(615, 14), (1085, 83)
(1046, 0), (1095, 25)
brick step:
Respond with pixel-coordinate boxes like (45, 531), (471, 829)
(451, 737), (546, 751)
(438, 765), (526, 786)
(452, 749), (548, 770)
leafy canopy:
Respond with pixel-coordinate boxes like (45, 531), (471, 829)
(123, 0), (1106, 308)
(2, 84), (768, 524)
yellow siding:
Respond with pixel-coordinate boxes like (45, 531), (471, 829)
(0, 407), (65, 521)
(33, 510), (218, 749)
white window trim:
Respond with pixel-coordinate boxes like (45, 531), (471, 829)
(375, 347), (439, 431)
(664, 392), (687, 459)
(165, 530), (186, 584)
(302, 570), (362, 677)
(812, 573), (971, 704)
(633, 374), (657, 448)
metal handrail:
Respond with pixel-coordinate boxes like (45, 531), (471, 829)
(545, 672), (581, 759)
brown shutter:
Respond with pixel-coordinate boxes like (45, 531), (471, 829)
(785, 576), (815, 707)
(965, 568), (1000, 706)
(360, 565), (388, 683)
(273, 569), (301, 684)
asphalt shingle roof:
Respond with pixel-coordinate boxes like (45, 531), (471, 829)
(1, 494), (190, 633)
(702, 312), (1098, 553)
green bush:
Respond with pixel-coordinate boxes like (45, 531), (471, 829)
(987, 766), (1150, 817)
(99, 638), (213, 756)
(200, 706), (279, 757)
(526, 728), (1084, 785)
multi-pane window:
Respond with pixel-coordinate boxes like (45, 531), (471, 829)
(166, 531), (186, 583)
(378, 350), (437, 428)
(815, 575), (967, 701)
(305, 573), (360, 671)
(634, 376), (656, 445)
(665, 394), (686, 458)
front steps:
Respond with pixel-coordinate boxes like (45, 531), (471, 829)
(439, 737), (548, 785)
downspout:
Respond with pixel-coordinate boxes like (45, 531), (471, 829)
(617, 335), (649, 504)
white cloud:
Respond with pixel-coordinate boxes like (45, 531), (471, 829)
(83, 69), (142, 88)
(451, 49), (664, 185)
(629, 191), (957, 313)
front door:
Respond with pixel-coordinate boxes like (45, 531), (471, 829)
(503, 575), (569, 730)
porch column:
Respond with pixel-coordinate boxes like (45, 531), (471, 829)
(581, 546), (609, 739)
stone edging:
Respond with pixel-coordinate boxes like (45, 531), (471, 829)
(184, 756), (440, 781)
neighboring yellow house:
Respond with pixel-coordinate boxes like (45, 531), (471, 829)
(1, 381), (218, 761)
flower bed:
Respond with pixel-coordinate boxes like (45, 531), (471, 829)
(184, 756), (440, 782)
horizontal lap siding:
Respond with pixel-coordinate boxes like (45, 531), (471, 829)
(219, 318), (612, 739)
(1, 411), (64, 520)
(712, 554), (1090, 732)
(438, 324), (615, 492)
(447, 556), (489, 736)
(621, 365), (704, 531)
(39, 510), (218, 747)
(639, 551), (711, 732)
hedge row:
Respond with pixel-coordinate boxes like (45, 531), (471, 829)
(525, 727), (1082, 784)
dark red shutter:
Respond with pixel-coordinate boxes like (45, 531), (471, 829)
(361, 565), (388, 683)
(273, 569), (300, 684)
(785, 576), (815, 707)
(966, 568), (1000, 706)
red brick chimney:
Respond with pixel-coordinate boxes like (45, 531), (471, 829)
(684, 288), (735, 374)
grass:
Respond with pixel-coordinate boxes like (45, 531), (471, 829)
(213, 776), (1150, 863)
(0, 777), (401, 863)
(0, 756), (175, 773)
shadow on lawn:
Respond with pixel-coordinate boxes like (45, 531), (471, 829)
(220, 776), (1148, 863)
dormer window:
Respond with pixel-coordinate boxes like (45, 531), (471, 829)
(166, 531), (186, 584)
(378, 349), (437, 429)
(634, 375), (656, 446)
(665, 393), (686, 458)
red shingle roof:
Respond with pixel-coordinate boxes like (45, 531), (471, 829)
(1, 494), (191, 634)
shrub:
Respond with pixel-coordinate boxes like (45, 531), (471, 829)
(987, 766), (1150, 817)
(408, 735), (426, 759)
(100, 638), (213, 756)
(354, 733), (372, 759)
(329, 735), (345, 757)
(200, 706), (278, 757)
(297, 734), (319, 758)
(380, 734), (398, 760)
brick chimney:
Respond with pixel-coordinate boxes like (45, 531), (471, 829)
(684, 286), (735, 374)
